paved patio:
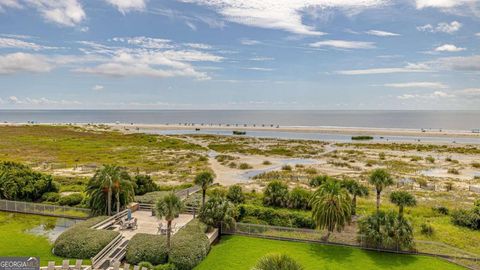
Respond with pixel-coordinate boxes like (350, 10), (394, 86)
(115, 210), (193, 240)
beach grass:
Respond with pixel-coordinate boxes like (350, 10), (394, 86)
(195, 235), (463, 270)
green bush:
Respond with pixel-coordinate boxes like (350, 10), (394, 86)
(135, 191), (170, 204)
(253, 253), (304, 270)
(0, 161), (59, 201)
(126, 234), (167, 265)
(41, 192), (60, 203)
(420, 223), (434, 236)
(238, 204), (315, 229)
(138, 262), (154, 270)
(58, 193), (84, 206)
(287, 187), (311, 210)
(134, 175), (159, 195)
(425, 156), (435, 163)
(239, 163), (253, 170)
(263, 181), (289, 208)
(169, 220), (210, 270)
(451, 208), (480, 230)
(227, 185), (245, 204)
(154, 263), (176, 270)
(309, 175), (330, 188)
(281, 165), (292, 171)
(54, 216), (119, 258)
(432, 206), (449, 215)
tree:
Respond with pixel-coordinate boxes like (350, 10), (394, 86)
(252, 254), (303, 270)
(156, 193), (183, 255)
(358, 211), (414, 251)
(199, 196), (237, 230)
(342, 179), (369, 216)
(194, 171), (214, 208)
(227, 184), (245, 204)
(287, 187), (312, 210)
(310, 180), (351, 240)
(133, 174), (158, 195)
(389, 191), (416, 217)
(263, 181), (289, 207)
(368, 169), (394, 212)
(86, 165), (134, 216)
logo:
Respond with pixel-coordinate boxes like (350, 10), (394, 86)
(0, 257), (40, 270)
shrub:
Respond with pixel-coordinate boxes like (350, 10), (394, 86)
(451, 208), (480, 230)
(58, 193), (84, 206)
(237, 204), (315, 229)
(263, 181), (289, 207)
(154, 264), (176, 270)
(227, 185), (245, 204)
(54, 216), (119, 258)
(138, 262), (154, 270)
(281, 165), (292, 171)
(0, 161), (59, 201)
(309, 175), (330, 188)
(432, 206), (449, 215)
(287, 187), (311, 210)
(445, 182), (453, 191)
(134, 175), (159, 195)
(239, 163), (253, 170)
(420, 223), (434, 236)
(135, 191), (170, 204)
(447, 168), (459, 175)
(263, 160), (272, 165)
(425, 156), (435, 163)
(379, 152), (386, 160)
(126, 234), (167, 265)
(169, 220), (210, 270)
(252, 254), (304, 270)
(358, 211), (414, 251)
(472, 162), (480, 169)
(42, 192), (60, 203)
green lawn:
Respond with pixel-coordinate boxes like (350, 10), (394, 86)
(195, 236), (464, 270)
(0, 212), (87, 266)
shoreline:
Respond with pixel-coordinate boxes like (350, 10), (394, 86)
(1, 122), (479, 139)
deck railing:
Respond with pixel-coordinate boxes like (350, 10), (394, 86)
(0, 199), (90, 219)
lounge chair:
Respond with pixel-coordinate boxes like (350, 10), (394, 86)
(47, 261), (55, 270)
(133, 266), (139, 270)
(123, 263), (130, 270)
(74, 260), (82, 270)
(62, 260), (70, 270)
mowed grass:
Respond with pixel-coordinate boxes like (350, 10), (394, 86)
(0, 212), (88, 266)
(195, 236), (464, 270)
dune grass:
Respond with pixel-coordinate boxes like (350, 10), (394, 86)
(195, 235), (464, 270)
(0, 212), (88, 266)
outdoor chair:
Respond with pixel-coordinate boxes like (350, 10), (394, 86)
(112, 261), (120, 270)
(123, 263), (130, 270)
(74, 260), (82, 270)
(47, 261), (55, 270)
(141, 267), (148, 270)
(133, 266), (139, 270)
(62, 260), (70, 270)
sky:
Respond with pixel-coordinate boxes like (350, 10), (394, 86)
(0, 0), (479, 110)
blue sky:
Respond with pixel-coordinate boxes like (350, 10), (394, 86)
(0, 0), (479, 109)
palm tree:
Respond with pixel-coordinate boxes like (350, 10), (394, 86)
(310, 180), (352, 241)
(156, 192), (183, 255)
(194, 171), (214, 208)
(389, 191), (416, 217)
(368, 169), (394, 213)
(86, 165), (133, 216)
(342, 179), (369, 216)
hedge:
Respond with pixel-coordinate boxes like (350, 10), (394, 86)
(58, 193), (84, 206)
(126, 234), (168, 265)
(135, 191), (170, 204)
(238, 204), (315, 229)
(169, 220), (210, 270)
(54, 216), (120, 258)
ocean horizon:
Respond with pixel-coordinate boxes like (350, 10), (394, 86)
(1, 110), (479, 130)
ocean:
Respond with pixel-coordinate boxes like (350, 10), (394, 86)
(0, 110), (479, 130)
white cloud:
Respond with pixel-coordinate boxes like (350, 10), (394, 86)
(365, 30), (400, 37)
(104, 0), (147, 14)
(184, 43), (212, 49)
(415, 0), (477, 9)
(0, 52), (53, 74)
(309, 40), (375, 49)
(0, 0), (22, 12)
(6, 96), (81, 106)
(112, 36), (174, 49)
(417, 21), (462, 34)
(249, 56), (274, 61)
(26, 0), (85, 27)
(180, 0), (387, 35)
(397, 91), (454, 100)
(384, 82), (448, 89)
(456, 88), (480, 98)
(337, 63), (430, 75)
(428, 55), (480, 71)
(434, 44), (466, 52)
(92, 85), (104, 91)
(240, 39), (262, 46)
(475, 33), (480, 37)
(0, 37), (57, 50)
(244, 67), (274, 71)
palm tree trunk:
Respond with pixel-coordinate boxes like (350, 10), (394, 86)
(116, 190), (120, 214)
(399, 206), (404, 217)
(376, 190), (381, 213)
(352, 195), (357, 216)
(202, 189), (206, 208)
(107, 188), (112, 216)
(166, 220), (172, 257)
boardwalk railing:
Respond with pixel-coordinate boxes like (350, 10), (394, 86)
(223, 222), (480, 270)
(0, 199), (90, 219)
(91, 209), (129, 230)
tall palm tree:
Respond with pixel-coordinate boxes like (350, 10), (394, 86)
(86, 165), (133, 216)
(368, 169), (394, 213)
(389, 191), (416, 217)
(194, 171), (214, 208)
(310, 180), (352, 241)
(342, 179), (369, 216)
(156, 192), (183, 255)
